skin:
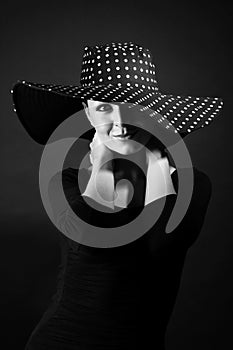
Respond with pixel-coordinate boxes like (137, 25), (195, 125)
(82, 100), (170, 208)
(82, 99), (166, 160)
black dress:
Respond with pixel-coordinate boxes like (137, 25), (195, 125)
(25, 166), (212, 350)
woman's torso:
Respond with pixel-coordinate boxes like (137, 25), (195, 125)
(25, 166), (211, 350)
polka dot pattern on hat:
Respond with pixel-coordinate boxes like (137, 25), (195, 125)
(12, 78), (223, 135)
(80, 42), (159, 92)
(11, 42), (224, 140)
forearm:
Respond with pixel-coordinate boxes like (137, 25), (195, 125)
(82, 168), (115, 209)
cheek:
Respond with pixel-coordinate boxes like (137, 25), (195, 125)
(89, 113), (112, 134)
(89, 111), (112, 128)
(95, 124), (111, 136)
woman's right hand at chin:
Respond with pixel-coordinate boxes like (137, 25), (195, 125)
(89, 132), (114, 172)
(83, 133), (116, 209)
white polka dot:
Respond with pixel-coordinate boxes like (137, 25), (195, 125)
(107, 68), (111, 72)
(134, 75), (138, 79)
(116, 66), (120, 70)
(126, 74), (130, 78)
(108, 76), (112, 80)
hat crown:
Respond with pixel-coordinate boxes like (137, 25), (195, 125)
(80, 42), (159, 91)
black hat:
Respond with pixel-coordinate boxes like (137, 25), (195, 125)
(11, 41), (223, 145)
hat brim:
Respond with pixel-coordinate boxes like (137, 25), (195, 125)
(11, 80), (224, 145)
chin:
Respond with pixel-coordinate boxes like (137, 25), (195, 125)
(105, 139), (144, 155)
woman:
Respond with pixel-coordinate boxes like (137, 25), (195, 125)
(11, 42), (223, 349)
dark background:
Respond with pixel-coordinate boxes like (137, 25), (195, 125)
(1, 1), (233, 349)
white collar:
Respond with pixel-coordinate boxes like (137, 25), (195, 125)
(82, 151), (177, 209)
(114, 153), (177, 208)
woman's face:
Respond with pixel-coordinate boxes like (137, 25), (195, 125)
(83, 99), (153, 155)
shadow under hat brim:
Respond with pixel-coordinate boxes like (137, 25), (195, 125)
(11, 80), (223, 145)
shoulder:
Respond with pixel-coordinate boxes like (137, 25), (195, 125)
(171, 166), (212, 202)
(48, 167), (87, 201)
(61, 167), (90, 179)
(173, 167), (213, 248)
(171, 167), (212, 229)
(192, 167), (212, 204)
(184, 167), (213, 229)
(61, 167), (90, 193)
(48, 167), (88, 185)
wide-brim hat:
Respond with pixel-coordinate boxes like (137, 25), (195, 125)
(11, 41), (224, 145)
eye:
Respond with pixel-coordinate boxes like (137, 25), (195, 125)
(96, 103), (113, 112)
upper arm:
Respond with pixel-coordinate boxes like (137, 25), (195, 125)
(47, 170), (67, 225)
(177, 169), (212, 249)
(192, 170), (212, 231)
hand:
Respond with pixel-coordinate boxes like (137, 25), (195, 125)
(83, 132), (115, 208)
(89, 132), (114, 172)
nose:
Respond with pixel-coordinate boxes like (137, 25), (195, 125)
(112, 105), (135, 132)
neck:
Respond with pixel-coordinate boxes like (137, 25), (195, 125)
(83, 148), (176, 210)
(114, 146), (149, 174)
